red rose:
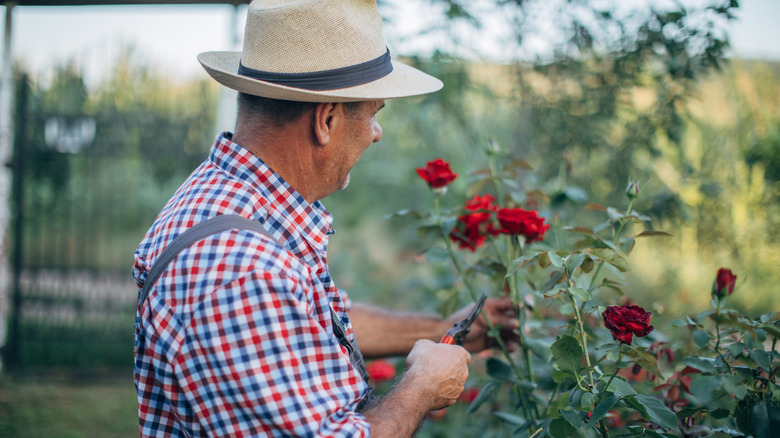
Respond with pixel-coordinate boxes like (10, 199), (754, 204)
(497, 207), (549, 242)
(366, 359), (396, 383)
(449, 194), (500, 251)
(602, 305), (654, 345)
(458, 387), (480, 404)
(416, 158), (458, 188)
(712, 267), (736, 299)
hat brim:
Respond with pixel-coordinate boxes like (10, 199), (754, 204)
(198, 51), (443, 103)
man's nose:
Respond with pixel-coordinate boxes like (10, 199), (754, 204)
(373, 122), (383, 143)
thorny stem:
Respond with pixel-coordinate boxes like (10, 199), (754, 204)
(542, 385), (561, 418)
(529, 426), (545, 438)
(714, 298), (736, 375)
(599, 347), (623, 404)
(434, 195), (522, 380)
(599, 419), (611, 438)
(587, 199), (635, 292)
(593, 348), (623, 438)
(509, 237), (535, 384)
(567, 272), (596, 390)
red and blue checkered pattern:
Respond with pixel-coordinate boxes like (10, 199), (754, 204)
(133, 134), (370, 437)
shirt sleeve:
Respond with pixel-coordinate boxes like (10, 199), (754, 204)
(173, 261), (371, 437)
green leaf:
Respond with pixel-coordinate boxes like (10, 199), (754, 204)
(549, 417), (579, 438)
(541, 270), (564, 293)
(515, 379), (538, 392)
(606, 377), (637, 397)
(538, 251), (550, 268)
(569, 287), (591, 303)
(486, 357), (514, 381)
(683, 356), (719, 373)
(563, 226), (595, 236)
(750, 401), (780, 438)
(634, 230), (673, 238)
(493, 411), (526, 426)
(590, 395), (620, 426)
(591, 248), (632, 272)
(728, 342), (745, 359)
(580, 392), (596, 409)
(382, 209), (424, 220)
(552, 370), (574, 384)
(693, 330), (711, 347)
(551, 335), (582, 374)
(669, 318), (689, 327)
(506, 253), (540, 277)
(624, 348), (664, 379)
(710, 409), (731, 419)
(560, 409), (588, 428)
(548, 251), (563, 267)
(415, 224), (441, 238)
(689, 374), (722, 405)
(586, 203), (607, 212)
(750, 349), (772, 369)
(565, 252), (586, 274)
(466, 380), (500, 414)
(425, 246), (449, 263)
(722, 374), (748, 399)
(580, 256), (594, 273)
(525, 338), (553, 362)
(624, 395), (678, 429)
(503, 158), (533, 171)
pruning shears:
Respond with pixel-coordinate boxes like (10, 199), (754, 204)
(440, 293), (487, 345)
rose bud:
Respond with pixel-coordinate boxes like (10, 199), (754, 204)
(712, 268), (737, 299)
(625, 181), (639, 201)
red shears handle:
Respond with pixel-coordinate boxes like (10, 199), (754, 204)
(439, 293), (487, 346)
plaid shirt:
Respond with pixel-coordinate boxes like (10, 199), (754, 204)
(133, 133), (370, 437)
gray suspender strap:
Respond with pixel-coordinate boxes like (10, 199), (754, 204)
(140, 215), (271, 305)
(138, 214), (360, 364)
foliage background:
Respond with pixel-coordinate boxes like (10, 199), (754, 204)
(1, 0), (778, 436)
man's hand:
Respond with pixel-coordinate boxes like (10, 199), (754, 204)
(362, 340), (470, 436)
(445, 296), (520, 353)
(404, 339), (471, 411)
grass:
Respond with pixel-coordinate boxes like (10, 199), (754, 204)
(0, 369), (138, 438)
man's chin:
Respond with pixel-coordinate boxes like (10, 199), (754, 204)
(338, 173), (351, 191)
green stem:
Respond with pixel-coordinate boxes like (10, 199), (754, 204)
(714, 298), (736, 375)
(567, 282), (596, 390)
(587, 260), (605, 292)
(612, 199), (634, 242)
(598, 419), (611, 438)
(543, 385), (561, 418)
(589, 199), (634, 292)
(598, 347), (623, 404)
(435, 199), (523, 381)
(508, 238), (535, 384)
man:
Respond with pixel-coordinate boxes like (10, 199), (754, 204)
(133, 1), (517, 436)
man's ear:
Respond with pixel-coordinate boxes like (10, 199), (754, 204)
(312, 102), (339, 146)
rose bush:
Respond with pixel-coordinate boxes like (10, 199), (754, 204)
(390, 147), (778, 437)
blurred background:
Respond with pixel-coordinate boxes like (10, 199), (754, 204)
(0, 0), (777, 436)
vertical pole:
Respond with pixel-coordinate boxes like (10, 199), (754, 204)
(6, 73), (26, 368)
(214, 4), (241, 134)
(0, 3), (15, 372)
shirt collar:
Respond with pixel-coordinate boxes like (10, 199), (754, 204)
(209, 133), (335, 254)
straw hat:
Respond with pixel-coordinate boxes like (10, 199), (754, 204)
(198, 0), (443, 102)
